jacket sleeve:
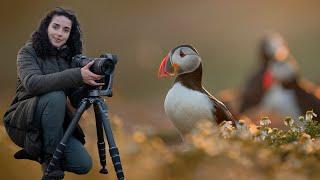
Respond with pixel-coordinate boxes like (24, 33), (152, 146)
(17, 46), (84, 96)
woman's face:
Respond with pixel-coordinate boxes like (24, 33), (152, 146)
(47, 15), (72, 48)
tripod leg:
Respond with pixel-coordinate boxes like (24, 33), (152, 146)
(44, 99), (89, 177)
(96, 99), (124, 180)
(93, 103), (108, 174)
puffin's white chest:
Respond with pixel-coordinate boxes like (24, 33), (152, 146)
(164, 82), (214, 134)
(261, 84), (301, 119)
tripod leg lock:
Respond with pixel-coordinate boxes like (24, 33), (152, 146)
(109, 147), (124, 179)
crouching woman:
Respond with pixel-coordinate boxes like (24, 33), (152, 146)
(3, 7), (104, 179)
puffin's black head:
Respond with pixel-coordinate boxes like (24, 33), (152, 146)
(158, 44), (201, 78)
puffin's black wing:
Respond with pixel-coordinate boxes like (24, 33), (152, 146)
(286, 79), (320, 120)
(239, 68), (266, 114)
(202, 88), (236, 125)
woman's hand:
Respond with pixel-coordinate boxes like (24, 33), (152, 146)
(80, 61), (105, 86)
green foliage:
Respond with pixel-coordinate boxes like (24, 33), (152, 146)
(261, 111), (320, 147)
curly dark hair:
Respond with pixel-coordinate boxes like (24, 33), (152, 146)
(31, 7), (82, 60)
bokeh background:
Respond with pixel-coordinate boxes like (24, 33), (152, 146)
(1, 0), (320, 179)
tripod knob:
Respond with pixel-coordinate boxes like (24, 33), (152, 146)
(99, 167), (108, 174)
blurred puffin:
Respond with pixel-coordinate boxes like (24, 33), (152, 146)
(239, 33), (320, 120)
(158, 44), (236, 136)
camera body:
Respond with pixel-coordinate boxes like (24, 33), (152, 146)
(72, 53), (118, 97)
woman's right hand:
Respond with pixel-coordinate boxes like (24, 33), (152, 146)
(80, 61), (105, 86)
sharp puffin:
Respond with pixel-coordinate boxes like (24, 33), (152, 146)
(158, 44), (236, 136)
(239, 33), (320, 120)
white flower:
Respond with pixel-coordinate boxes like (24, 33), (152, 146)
(219, 121), (234, 138)
(306, 110), (317, 122)
(260, 117), (271, 126)
(284, 116), (294, 127)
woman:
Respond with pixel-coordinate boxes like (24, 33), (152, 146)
(3, 7), (103, 178)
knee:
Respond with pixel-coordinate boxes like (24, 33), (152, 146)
(63, 137), (93, 174)
(38, 91), (66, 110)
(74, 156), (93, 174)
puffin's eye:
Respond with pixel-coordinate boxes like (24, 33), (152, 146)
(179, 50), (186, 57)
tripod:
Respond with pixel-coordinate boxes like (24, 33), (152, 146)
(43, 74), (124, 180)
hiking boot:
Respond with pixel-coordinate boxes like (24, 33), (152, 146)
(41, 154), (64, 180)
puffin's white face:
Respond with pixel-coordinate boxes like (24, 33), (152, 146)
(158, 45), (201, 77)
(264, 34), (289, 61)
(171, 46), (201, 75)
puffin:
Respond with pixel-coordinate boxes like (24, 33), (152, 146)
(158, 44), (236, 136)
(239, 33), (320, 121)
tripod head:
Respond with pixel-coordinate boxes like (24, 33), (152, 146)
(88, 72), (115, 97)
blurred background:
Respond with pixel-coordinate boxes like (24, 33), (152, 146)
(1, 0), (320, 179)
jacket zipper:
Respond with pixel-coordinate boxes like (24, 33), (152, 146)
(56, 55), (62, 72)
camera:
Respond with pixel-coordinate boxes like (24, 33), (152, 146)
(72, 53), (118, 97)
(72, 54), (118, 75)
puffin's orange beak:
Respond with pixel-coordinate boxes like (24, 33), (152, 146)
(158, 54), (175, 78)
(274, 46), (289, 61)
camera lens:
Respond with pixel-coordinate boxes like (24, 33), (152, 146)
(101, 59), (115, 74)
(72, 54), (117, 75)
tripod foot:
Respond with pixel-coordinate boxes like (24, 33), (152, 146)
(99, 167), (108, 174)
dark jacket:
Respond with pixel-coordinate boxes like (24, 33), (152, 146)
(3, 41), (86, 159)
